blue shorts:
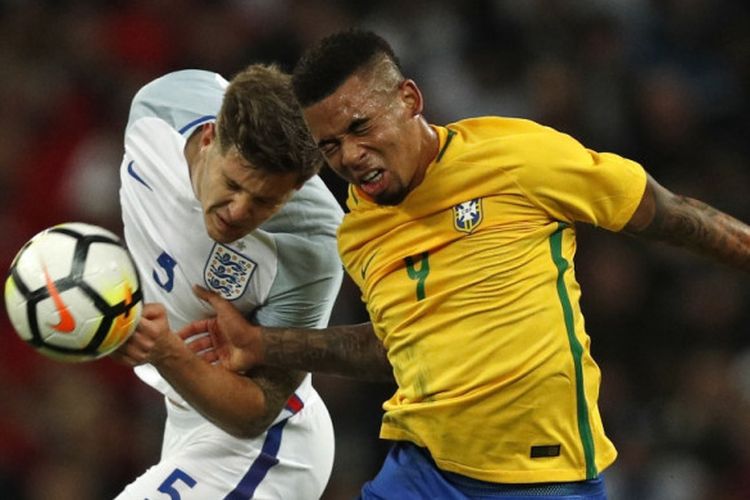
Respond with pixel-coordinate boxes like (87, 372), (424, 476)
(359, 442), (607, 499)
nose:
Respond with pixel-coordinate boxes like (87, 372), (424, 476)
(340, 138), (365, 170)
(228, 193), (253, 222)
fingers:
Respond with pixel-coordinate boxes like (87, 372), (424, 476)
(193, 285), (220, 306)
(183, 333), (213, 354)
(176, 319), (213, 341)
(137, 304), (170, 341)
(182, 332), (220, 364)
(110, 331), (152, 366)
(109, 350), (138, 367)
(193, 286), (234, 317)
(136, 314), (157, 333)
(141, 302), (166, 320)
(195, 346), (220, 365)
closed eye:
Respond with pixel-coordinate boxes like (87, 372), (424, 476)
(317, 117), (370, 157)
(225, 177), (241, 191)
(319, 141), (339, 157)
(349, 118), (370, 135)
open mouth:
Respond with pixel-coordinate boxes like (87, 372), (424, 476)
(360, 169), (387, 196)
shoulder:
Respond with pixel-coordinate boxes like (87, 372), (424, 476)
(132, 70), (227, 104)
(438, 116), (572, 162)
(430, 116), (577, 175)
(261, 222), (344, 328)
(446, 116), (551, 141)
(463, 117), (588, 163)
(263, 176), (344, 238)
(126, 70), (228, 135)
(260, 176), (343, 283)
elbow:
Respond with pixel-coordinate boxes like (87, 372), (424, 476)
(222, 411), (277, 439)
(227, 425), (270, 440)
(215, 392), (277, 439)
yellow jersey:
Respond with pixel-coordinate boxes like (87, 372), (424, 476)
(337, 116), (647, 483)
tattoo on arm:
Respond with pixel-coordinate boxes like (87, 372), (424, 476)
(262, 323), (393, 382)
(242, 367), (306, 436)
(634, 192), (750, 271)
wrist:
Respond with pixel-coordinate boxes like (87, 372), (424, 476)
(153, 340), (194, 373)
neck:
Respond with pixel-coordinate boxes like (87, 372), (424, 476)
(408, 118), (439, 192)
(183, 128), (202, 176)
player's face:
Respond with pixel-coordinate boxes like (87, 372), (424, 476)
(303, 72), (427, 206)
(190, 126), (300, 243)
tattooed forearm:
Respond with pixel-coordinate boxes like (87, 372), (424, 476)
(261, 323), (393, 382)
(239, 367), (306, 436)
(636, 192), (750, 271)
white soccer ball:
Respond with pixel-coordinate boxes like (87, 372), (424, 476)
(4, 222), (143, 362)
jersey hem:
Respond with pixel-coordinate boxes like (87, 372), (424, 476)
(379, 431), (618, 483)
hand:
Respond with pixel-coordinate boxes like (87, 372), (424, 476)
(110, 303), (184, 367)
(181, 330), (220, 365)
(176, 285), (263, 372)
(178, 319), (223, 366)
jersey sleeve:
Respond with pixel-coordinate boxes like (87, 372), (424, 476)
(253, 233), (343, 328)
(513, 129), (647, 231)
(253, 176), (345, 328)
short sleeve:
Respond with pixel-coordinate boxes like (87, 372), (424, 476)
(513, 130), (647, 231)
(252, 176), (344, 329)
(253, 233), (343, 329)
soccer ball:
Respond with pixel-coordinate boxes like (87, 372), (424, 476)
(4, 222), (143, 362)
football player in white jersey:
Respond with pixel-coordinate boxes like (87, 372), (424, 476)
(112, 64), (343, 499)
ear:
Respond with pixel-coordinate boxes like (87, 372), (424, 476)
(199, 122), (216, 148)
(184, 122), (216, 164)
(400, 79), (424, 117)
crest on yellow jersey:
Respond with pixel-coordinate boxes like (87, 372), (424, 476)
(453, 198), (483, 233)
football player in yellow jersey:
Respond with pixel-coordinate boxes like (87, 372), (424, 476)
(181, 29), (750, 499)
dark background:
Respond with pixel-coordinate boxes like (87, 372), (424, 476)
(1, 1), (749, 499)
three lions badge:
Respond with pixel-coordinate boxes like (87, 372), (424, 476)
(204, 243), (257, 300)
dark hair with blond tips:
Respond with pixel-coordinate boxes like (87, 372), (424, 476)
(216, 64), (323, 183)
(292, 29), (403, 107)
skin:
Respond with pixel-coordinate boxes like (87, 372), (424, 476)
(183, 61), (750, 381)
(111, 122), (306, 438)
(186, 123), (301, 243)
(303, 62), (439, 206)
(182, 285), (391, 382)
(118, 303), (305, 437)
(624, 174), (750, 270)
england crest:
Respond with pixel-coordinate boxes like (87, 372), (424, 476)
(453, 198), (483, 233)
(204, 243), (257, 300)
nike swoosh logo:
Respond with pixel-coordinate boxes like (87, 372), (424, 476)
(127, 161), (152, 191)
(360, 250), (379, 280)
(43, 265), (76, 333)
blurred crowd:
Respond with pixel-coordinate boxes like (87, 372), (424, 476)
(1, 1), (749, 499)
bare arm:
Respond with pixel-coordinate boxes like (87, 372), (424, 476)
(260, 323), (392, 382)
(153, 347), (305, 438)
(184, 286), (393, 382)
(113, 303), (304, 438)
(624, 174), (750, 271)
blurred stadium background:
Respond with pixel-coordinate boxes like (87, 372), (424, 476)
(1, 1), (750, 499)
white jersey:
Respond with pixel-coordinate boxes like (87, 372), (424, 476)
(120, 69), (343, 408)
(116, 70), (342, 499)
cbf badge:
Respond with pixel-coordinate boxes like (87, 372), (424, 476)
(204, 243), (257, 300)
(453, 198), (483, 233)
